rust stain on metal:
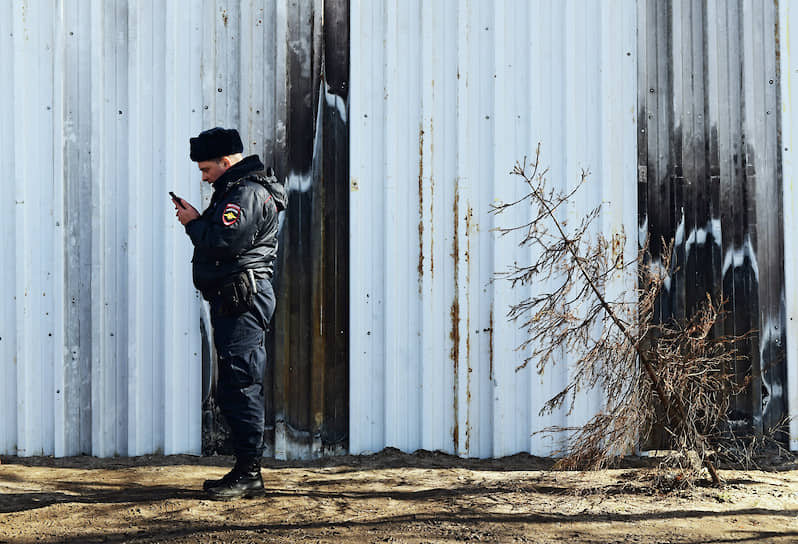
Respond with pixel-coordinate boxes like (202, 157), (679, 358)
(450, 183), (460, 265)
(489, 305), (494, 382)
(450, 197), (460, 363)
(611, 228), (625, 270)
(221, 9), (229, 26)
(465, 206), (475, 237)
(450, 182), (460, 449)
(418, 125), (424, 294)
(350, 178), (359, 191)
(451, 292), (460, 449)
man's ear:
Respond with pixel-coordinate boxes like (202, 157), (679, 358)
(221, 156), (232, 168)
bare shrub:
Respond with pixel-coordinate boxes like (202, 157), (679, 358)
(492, 144), (750, 486)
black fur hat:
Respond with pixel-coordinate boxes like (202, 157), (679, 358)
(189, 127), (243, 161)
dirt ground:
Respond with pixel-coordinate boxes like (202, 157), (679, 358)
(1, 449), (797, 544)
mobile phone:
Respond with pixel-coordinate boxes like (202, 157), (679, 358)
(169, 191), (186, 209)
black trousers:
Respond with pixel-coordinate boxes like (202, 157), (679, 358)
(210, 278), (275, 460)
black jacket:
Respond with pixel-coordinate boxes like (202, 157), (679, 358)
(185, 155), (287, 297)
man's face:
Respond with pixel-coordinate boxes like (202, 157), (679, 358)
(197, 159), (229, 184)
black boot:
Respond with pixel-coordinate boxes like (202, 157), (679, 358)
(205, 457), (264, 500)
(203, 456), (258, 491)
(202, 466), (237, 492)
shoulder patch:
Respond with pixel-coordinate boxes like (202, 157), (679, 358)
(222, 203), (241, 226)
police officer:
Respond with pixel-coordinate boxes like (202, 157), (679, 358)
(173, 127), (286, 500)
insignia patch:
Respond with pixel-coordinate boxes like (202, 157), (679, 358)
(222, 203), (241, 226)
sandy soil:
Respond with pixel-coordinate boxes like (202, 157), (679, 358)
(1, 449), (797, 543)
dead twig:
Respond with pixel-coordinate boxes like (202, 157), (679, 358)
(492, 144), (753, 486)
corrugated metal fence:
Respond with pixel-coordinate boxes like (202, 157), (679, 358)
(3, 0), (796, 459)
(1, 0), (206, 457)
(780, 1), (798, 449)
(0, 0), (350, 458)
(349, 0), (638, 458)
(639, 0), (788, 442)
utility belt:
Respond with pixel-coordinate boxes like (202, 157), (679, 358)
(207, 269), (260, 317)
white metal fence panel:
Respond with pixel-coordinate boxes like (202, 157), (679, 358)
(780, 1), (798, 450)
(0, 0), (282, 457)
(350, 0), (638, 458)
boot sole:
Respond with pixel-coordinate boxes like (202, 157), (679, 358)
(206, 488), (265, 501)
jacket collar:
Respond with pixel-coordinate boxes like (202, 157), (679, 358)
(211, 155), (265, 196)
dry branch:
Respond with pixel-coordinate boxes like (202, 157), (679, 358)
(492, 145), (751, 486)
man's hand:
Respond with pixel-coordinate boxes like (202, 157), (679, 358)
(174, 198), (200, 225)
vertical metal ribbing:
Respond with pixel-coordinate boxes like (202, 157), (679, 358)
(779, 0), (798, 450)
(0, 0), (17, 455)
(350, 1), (639, 458)
(12, 0), (33, 456)
(349, 0), (387, 455)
